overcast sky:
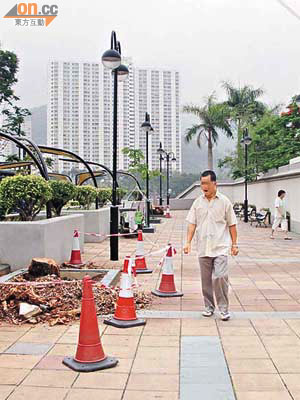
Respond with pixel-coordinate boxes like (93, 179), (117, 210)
(1, 0), (300, 109)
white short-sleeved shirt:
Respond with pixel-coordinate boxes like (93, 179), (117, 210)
(186, 191), (237, 257)
(274, 197), (286, 219)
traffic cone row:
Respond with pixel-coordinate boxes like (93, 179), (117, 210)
(63, 231), (183, 373)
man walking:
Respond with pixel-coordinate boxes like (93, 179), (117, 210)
(183, 170), (238, 321)
(270, 190), (291, 240)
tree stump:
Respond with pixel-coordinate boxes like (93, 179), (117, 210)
(28, 258), (61, 278)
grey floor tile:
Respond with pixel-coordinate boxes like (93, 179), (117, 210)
(180, 336), (235, 400)
(181, 367), (232, 385)
(5, 342), (53, 355)
(181, 384), (235, 400)
(182, 336), (219, 345)
(181, 356), (227, 368)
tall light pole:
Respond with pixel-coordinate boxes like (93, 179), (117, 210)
(102, 31), (129, 260)
(158, 141), (163, 206)
(240, 128), (252, 223)
(141, 112), (154, 229)
(157, 147), (176, 208)
(166, 152), (176, 208)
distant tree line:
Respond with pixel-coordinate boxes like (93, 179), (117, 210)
(183, 81), (300, 180)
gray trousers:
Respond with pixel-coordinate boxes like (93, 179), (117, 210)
(199, 255), (229, 313)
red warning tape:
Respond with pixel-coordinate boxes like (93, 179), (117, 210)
(0, 245), (177, 289)
(79, 231), (137, 238)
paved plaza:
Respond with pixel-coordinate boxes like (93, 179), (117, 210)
(2, 211), (300, 399)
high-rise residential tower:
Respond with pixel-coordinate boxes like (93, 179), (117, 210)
(47, 59), (181, 173)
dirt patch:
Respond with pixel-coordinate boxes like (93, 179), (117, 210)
(0, 274), (152, 326)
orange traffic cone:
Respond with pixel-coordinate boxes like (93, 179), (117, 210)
(69, 230), (84, 266)
(165, 205), (171, 218)
(152, 245), (183, 297)
(123, 256), (138, 287)
(104, 258), (146, 328)
(135, 230), (152, 274)
(63, 275), (118, 371)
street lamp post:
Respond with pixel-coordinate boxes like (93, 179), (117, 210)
(240, 128), (252, 223)
(102, 31), (129, 261)
(166, 153), (176, 208)
(157, 146), (176, 208)
(141, 112), (153, 228)
(159, 142), (163, 206)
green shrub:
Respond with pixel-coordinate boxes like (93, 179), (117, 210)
(0, 175), (52, 221)
(75, 185), (97, 209)
(117, 188), (127, 202)
(97, 187), (127, 206)
(0, 198), (8, 221)
(67, 200), (80, 207)
(97, 188), (112, 206)
(49, 180), (77, 216)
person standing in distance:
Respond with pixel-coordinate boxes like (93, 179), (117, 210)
(270, 190), (291, 240)
(183, 170), (238, 321)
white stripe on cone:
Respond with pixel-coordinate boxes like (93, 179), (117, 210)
(136, 241), (145, 256)
(132, 258), (138, 287)
(119, 259), (133, 298)
(72, 231), (80, 251)
(162, 255), (174, 275)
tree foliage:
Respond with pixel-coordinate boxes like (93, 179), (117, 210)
(222, 81), (266, 126)
(122, 147), (160, 180)
(0, 50), (31, 138)
(97, 188), (112, 206)
(0, 175), (52, 221)
(219, 98), (300, 179)
(97, 187), (127, 206)
(49, 180), (76, 216)
(74, 185), (97, 209)
(221, 81), (266, 171)
(183, 93), (232, 169)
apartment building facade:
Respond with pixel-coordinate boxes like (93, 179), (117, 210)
(47, 59), (181, 174)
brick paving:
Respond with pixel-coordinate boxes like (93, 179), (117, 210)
(1, 211), (300, 399)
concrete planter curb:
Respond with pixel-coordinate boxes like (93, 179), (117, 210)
(0, 267), (120, 288)
(0, 214), (84, 272)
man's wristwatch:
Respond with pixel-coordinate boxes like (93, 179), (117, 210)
(232, 244), (238, 248)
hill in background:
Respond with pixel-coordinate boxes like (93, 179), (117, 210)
(29, 106), (234, 177)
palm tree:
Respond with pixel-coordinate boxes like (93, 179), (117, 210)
(183, 94), (232, 169)
(222, 81), (265, 126)
(222, 82), (266, 168)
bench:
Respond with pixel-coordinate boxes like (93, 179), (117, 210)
(250, 209), (271, 228)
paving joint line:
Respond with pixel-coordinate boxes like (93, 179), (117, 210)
(120, 312), (145, 400)
(250, 319), (295, 400)
(216, 318), (237, 400)
(137, 310), (300, 319)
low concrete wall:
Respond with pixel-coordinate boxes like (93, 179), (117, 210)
(63, 207), (110, 243)
(0, 214), (84, 271)
(218, 178), (300, 233)
(177, 162), (300, 234)
(169, 198), (194, 210)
